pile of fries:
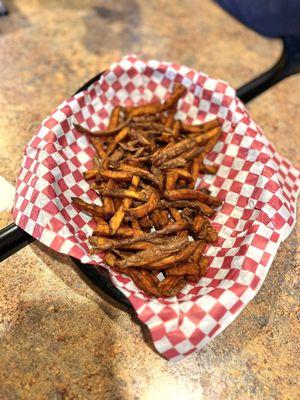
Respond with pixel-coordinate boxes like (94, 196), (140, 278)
(72, 83), (222, 297)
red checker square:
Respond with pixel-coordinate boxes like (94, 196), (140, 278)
(70, 245), (85, 260)
(112, 65), (124, 77)
(222, 155), (234, 167)
(77, 96), (86, 108)
(251, 235), (269, 250)
(245, 172), (259, 186)
(270, 231), (280, 242)
(180, 101), (190, 114)
(24, 157), (34, 170)
(197, 110), (207, 120)
(42, 185), (56, 199)
(222, 94), (233, 107)
(250, 275), (260, 290)
(230, 299), (244, 314)
(50, 217), (64, 231)
(216, 81), (227, 93)
(241, 208), (255, 220)
(225, 217), (239, 229)
(209, 103), (219, 114)
(60, 119), (70, 134)
(238, 243), (250, 256)
(189, 329), (206, 346)
(269, 195), (283, 210)
(20, 184), (29, 198)
(251, 139), (264, 151)
(167, 329), (186, 346)
(60, 162), (71, 175)
(237, 147), (249, 159)
(159, 305), (178, 322)
(209, 303), (227, 320)
(243, 256), (259, 272)
(151, 324), (166, 341)
(44, 117), (58, 129)
(51, 235), (65, 251)
(188, 305), (206, 324)
(260, 251), (271, 266)
(70, 184), (84, 197)
(72, 214), (87, 228)
(208, 323), (221, 338)
(74, 111), (84, 124)
(272, 212), (286, 229)
(43, 201), (57, 215)
(127, 68), (138, 78)
(205, 268), (219, 279)
(138, 305), (156, 322)
(230, 181), (243, 194)
(209, 288), (225, 299)
(72, 169), (83, 182)
(161, 76), (171, 87)
(19, 214), (29, 229)
(147, 80), (158, 91)
(32, 224), (43, 239)
(251, 187), (263, 200)
(202, 89), (213, 100)
(42, 171), (55, 184)
(44, 130), (57, 144)
(57, 179), (68, 193)
(20, 198), (29, 212)
(61, 105), (73, 117)
(213, 175), (226, 188)
(112, 81), (122, 92)
(144, 65), (154, 77)
(30, 205), (40, 220)
(231, 134), (243, 146)
(162, 348), (180, 360)
(236, 195), (249, 208)
(125, 81), (135, 93)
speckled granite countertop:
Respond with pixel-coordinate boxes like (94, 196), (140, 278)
(0, 1), (299, 399)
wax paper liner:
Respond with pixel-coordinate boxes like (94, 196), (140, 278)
(13, 55), (300, 361)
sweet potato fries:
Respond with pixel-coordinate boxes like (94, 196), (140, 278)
(73, 83), (222, 297)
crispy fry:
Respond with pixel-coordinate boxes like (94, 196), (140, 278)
(163, 189), (222, 208)
(153, 138), (196, 166)
(98, 169), (133, 182)
(164, 109), (176, 128)
(102, 179), (116, 216)
(118, 164), (161, 189)
(198, 164), (219, 175)
(125, 187), (160, 219)
(193, 215), (205, 233)
(90, 137), (106, 159)
(106, 127), (129, 156)
(74, 119), (130, 136)
(148, 241), (198, 269)
(84, 168), (98, 180)
(165, 172), (178, 190)
(160, 199), (215, 217)
(165, 262), (198, 277)
(108, 106), (121, 129)
(126, 269), (160, 297)
(99, 188), (148, 202)
(72, 197), (105, 217)
(158, 276), (186, 297)
(181, 118), (220, 134)
(93, 225), (144, 238)
(159, 157), (187, 169)
(117, 236), (188, 268)
(164, 168), (193, 182)
(192, 240), (206, 264)
(139, 215), (153, 231)
(195, 127), (220, 145)
(172, 120), (180, 139)
(90, 221), (189, 251)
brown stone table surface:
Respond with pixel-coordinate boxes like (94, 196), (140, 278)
(0, 1), (299, 399)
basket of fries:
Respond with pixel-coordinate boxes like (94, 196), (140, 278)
(13, 55), (300, 361)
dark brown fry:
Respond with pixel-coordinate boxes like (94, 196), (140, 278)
(72, 197), (105, 217)
(163, 189), (222, 208)
(158, 276), (186, 297)
(165, 262), (198, 276)
(117, 236), (188, 268)
(125, 186), (160, 219)
(90, 221), (189, 251)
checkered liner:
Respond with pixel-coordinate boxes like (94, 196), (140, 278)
(13, 55), (300, 361)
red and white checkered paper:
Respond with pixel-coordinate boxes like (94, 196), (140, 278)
(13, 55), (300, 361)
